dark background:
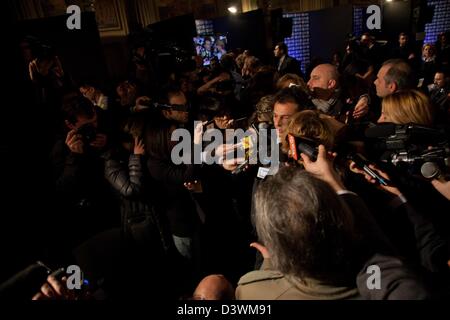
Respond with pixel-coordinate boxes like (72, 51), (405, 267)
(16, 12), (109, 88)
(213, 9), (267, 60)
(309, 5), (354, 63)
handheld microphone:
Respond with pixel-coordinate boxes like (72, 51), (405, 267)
(297, 141), (318, 162)
(231, 160), (249, 175)
(231, 135), (256, 175)
(349, 153), (391, 186)
(421, 162), (441, 180)
(288, 134), (318, 161)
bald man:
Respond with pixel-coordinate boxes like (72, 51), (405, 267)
(192, 274), (235, 300)
(308, 64), (340, 94)
(308, 63), (369, 120)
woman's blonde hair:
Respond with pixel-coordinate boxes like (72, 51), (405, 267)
(381, 89), (434, 126)
(281, 110), (335, 154)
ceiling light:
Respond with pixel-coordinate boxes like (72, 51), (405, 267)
(228, 6), (237, 14)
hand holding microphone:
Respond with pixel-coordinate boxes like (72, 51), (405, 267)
(300, 145), (345, 192)
(348, 156), (403, 197)
(348, 153), (391, 186)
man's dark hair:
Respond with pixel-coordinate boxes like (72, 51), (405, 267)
(276, 42), (288, 55)
(382, 59), (414, 90)
(435, 69), (448, 77)
(254, 167), (356, 284)
(61, 93), (95, 125)
(198, 94), (230, 119)
(274, 86), (314, 111)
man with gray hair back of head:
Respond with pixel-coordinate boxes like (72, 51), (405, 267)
(236, 145), (430, 300)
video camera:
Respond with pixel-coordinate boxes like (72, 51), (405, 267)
(365, 123), (450, 179)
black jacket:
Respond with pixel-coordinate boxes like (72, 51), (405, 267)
(104, 150), (172, 253)
(277, 55), (302, 77)
(357, 253), (431, 299)
(146, 156), (200, 237)
(395, 200), (449, 274)
(50, 138), (120, 247)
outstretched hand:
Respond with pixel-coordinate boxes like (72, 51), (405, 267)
(349, 162), (402, 197)
(300, 145), (345, 192)
(32, 274), (74, 300)
(133, 136), (145, 155)
(352, 95), (369, 119)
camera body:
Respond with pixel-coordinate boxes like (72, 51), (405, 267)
(367, 123), (450, 179)
(77, 123), (97, 144)
(389, 147), (450, 179)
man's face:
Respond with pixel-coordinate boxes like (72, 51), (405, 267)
(399, 35), (407, 47)
(166, 93), (189, 124)
(374, 65), (395, 98)
(274, 46), (283, 58)
(434, 73), (446, 89)
(273, 102), (298, 137)
(204, 40), (212, 51)
(307, 66), (332, 91)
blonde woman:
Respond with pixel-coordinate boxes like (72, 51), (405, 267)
(378, 89), (434, 126)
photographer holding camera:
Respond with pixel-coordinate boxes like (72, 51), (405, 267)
(50, 94), (119, 253)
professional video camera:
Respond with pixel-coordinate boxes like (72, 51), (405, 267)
(365, 123), (450, 179)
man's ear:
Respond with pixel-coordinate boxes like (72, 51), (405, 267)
(65, 120), (76, 130)
(328, 79), (337, 90)
(389, 82), (397, 94)
(162, 109), (172, 118)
